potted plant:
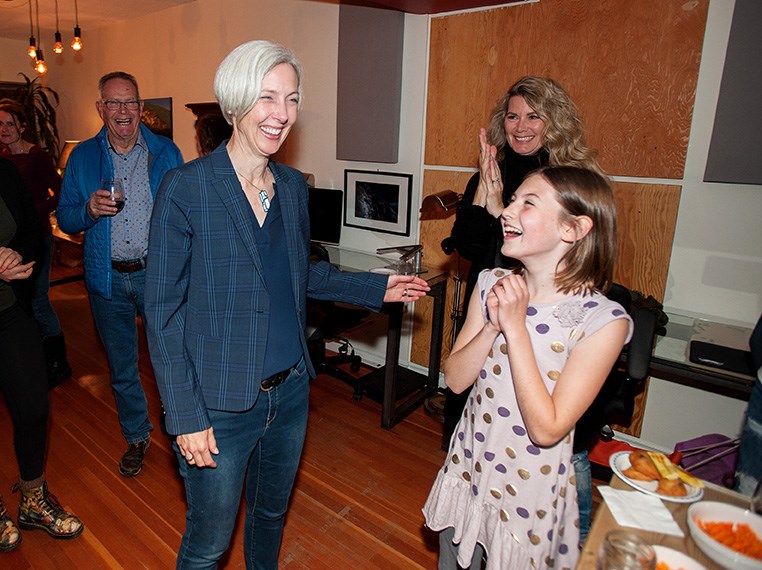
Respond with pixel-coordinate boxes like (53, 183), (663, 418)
(8, 72), (60, 163)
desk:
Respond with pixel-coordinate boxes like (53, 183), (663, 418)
(650, 311), (755, 400)
(578, 475), (748, 569)
(322, 245), (447, 429)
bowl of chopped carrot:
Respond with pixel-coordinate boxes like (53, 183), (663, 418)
(687, 501), (762, 570)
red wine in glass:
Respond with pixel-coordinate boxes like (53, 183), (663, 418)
(101, 178), (125, 215)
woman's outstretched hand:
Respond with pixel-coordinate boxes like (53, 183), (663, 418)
(383, 274), (430, 303)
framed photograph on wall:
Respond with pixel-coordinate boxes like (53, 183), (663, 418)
(343, 169), (412, 236)
(141, 97), (173, 139)
(0, 81), (22, 100)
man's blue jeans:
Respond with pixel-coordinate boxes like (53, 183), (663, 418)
(175, 359), (309, 570)
(89, 268), (152, 444)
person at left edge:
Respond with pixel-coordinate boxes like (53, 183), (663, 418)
(144, 40), (430, 568)
(0, 99), (70, 388)
(56, 71), (183, 478)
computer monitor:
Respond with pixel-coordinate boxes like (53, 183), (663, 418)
(308, 187), (343, 246)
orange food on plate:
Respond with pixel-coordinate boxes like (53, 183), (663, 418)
(656, 562), (686, 570)
(622, 451), (690, 496)
(623, 466), (659, 481)
(656, 477), (688, 497)
(655, 563), (667, 570)
(697, 519), (762, 560)
(629, 450), (660, 479)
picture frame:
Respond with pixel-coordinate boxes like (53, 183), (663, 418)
(0, 81), (23, 100)
(343, 169), (412, 236)
(141, 97), (173, 139)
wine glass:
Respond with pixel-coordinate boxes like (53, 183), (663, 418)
(101, 178), (125, 215)
(750, 478), (762, 515)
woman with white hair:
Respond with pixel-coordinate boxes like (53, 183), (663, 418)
(145, 40), (429, 568)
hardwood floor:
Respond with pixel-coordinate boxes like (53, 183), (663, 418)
(0, 268), (446, 569)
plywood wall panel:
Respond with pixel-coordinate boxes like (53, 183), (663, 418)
(611, 181), (681, 302)
(411, 170), (475, 367)
(425, 0), (708, 179)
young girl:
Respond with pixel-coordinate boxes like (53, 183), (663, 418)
(423, 166), (632, 569)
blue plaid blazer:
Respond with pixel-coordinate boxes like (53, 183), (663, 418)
(145, 146), (387, 435)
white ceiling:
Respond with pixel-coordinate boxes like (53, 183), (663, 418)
(0, 0), (196, 42)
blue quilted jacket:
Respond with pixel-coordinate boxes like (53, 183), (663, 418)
(57, 124), (183, 299)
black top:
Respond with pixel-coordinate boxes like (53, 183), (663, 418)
(445, 146), (549, 318)
(0, 157), (43, 313)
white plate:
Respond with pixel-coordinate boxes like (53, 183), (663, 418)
(653, 545), (708, 570)
(609, 451), (704, 504)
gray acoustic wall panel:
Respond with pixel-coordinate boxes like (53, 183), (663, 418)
(704, 0), (762, 185)
(336, 4), (404, 163)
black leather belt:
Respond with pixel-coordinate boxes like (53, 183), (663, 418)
(260, 367), (293, 392)
(111, 258), (147, 273)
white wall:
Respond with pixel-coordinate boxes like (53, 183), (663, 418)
(667, 0), (761, 326)
(0, 37), (36, 82)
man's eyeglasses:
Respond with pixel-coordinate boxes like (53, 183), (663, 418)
(102, 99), (141, 111)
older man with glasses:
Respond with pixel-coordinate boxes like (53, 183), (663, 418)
(57, 71), (183, 477)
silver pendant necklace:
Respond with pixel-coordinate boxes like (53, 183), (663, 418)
(238, 171), (271, 213)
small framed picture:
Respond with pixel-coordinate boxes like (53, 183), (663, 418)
(343, 169), (413, 236)
(141, 97), (173, 139)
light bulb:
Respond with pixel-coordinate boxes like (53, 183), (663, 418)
(28, 37), (37, 58)
(35, 50), (47, 75)
(71, 26), (82, 51)
(54, 31), (63, 54)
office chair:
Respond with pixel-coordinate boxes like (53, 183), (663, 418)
(574, 283), (660, 454)
(306, 242), (370, 400)
(571, 284), (660, 539)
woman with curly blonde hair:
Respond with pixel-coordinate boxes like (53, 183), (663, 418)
(486, 76), (602, 175)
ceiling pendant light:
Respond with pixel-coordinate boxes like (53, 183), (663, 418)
(53, 0), (63, 54)
(27, 0), (37, 58)
(71, 0), (83, 51)
(34, 0), (47, 74)
(35, 49), (48, 74)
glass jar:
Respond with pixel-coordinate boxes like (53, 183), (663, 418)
(597, 530), (656, 570)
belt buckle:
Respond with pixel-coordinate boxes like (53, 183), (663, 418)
(260, 370), (286, 392)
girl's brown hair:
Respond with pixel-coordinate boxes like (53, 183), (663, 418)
(487, 76), (603, 176)
(533, 166), (617, 294)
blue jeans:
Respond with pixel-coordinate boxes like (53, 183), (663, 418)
(736, 376), (762, 495)
(89, 268), (152, 444)
(175, 359), (309, 570)
(572, 449), (592, 545)
(32, 235), (62, 338)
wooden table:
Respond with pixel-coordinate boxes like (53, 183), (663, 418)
(578, 475), (748, 569)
